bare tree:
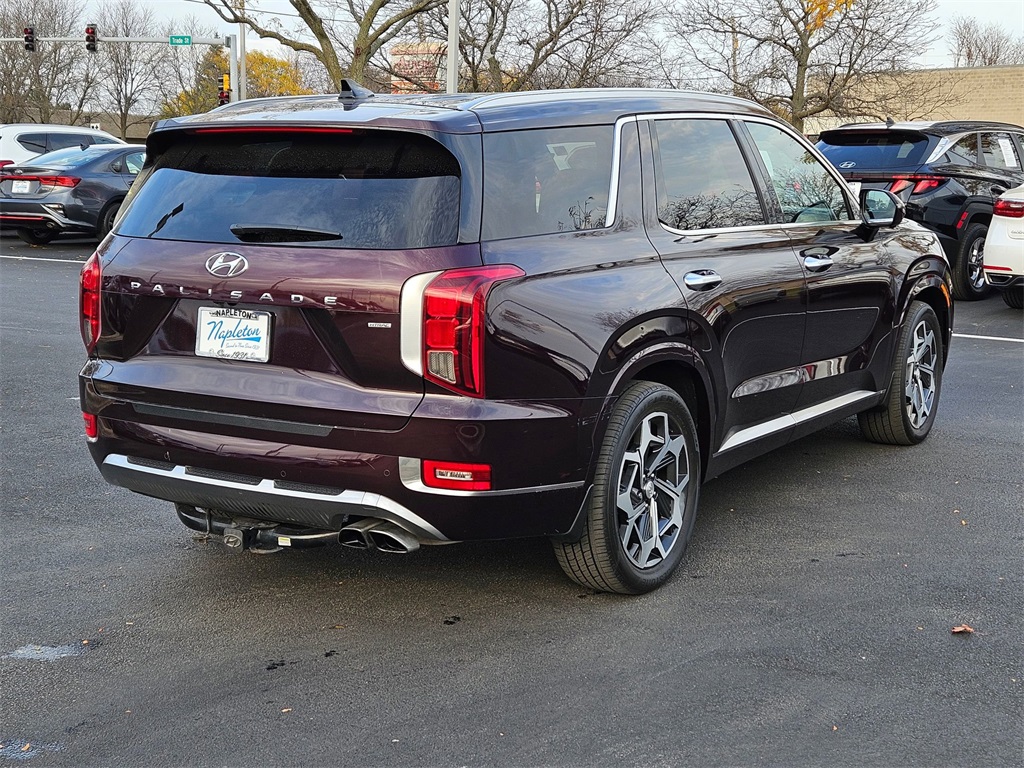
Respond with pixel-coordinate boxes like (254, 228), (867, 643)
(948, 15), (1024, 67)
(391, 0), (667, 93)
(669, 0), (946, 132)
(201, 0), (443, 88)
(0, 0), (99, 124)
(93, 0), (166, 138)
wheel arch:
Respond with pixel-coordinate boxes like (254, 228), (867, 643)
(905, 268), (954, 366)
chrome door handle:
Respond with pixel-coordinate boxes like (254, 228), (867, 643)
(683, 271), (722, 291)
(803, 255), (833, 272)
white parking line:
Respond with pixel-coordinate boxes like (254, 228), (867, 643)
(953, 333), (1024, 344)
(0, 254), (86, 265)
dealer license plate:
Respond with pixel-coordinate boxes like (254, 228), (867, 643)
(195, 307), (271, 362)
(11, 180), (31, 194)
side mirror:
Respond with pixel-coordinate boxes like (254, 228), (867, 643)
(859, 188), (904, 228)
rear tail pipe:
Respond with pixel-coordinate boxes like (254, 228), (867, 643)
(339, 518), (420, 553)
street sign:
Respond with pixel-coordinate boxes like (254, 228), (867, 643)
(169, 35), (192, 46)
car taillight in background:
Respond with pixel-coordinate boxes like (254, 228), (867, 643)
(994, 198), (1024, 219)
(80, 252), (101, 352)
(0, 174), (81, 191)
(420, 265), (524, 398)
(889, 175), (946, 195)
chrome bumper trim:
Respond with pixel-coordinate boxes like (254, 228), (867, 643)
(101, 453), (448, 541)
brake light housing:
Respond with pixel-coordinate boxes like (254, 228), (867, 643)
(419, 265), (524, 398)
(994, 198), (1024, 219)
(80, 252), (102, 352)
(0, 174), (80, 190)
(889, 175), (945, 195)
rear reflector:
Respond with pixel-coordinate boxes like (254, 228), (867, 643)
(994, 198), (1024, 219)
(422, 460), (492, 491)
(83, 412), (98, 440)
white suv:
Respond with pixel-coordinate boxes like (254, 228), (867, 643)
(983, 183), (1024, 309)
(0, 124), (125, 167)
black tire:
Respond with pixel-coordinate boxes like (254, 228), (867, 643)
(951, 223), (992, 301)
(553, 381), (701, 594)
(859, 300), (943, 445)
(16, 228), (57, 246)
(1002, 286), (1024, 309)
(97, 199), (122, 240)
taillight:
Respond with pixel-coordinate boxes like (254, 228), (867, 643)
(889, 175), (945, 195)
(422, 460), (492, 491)
(0, 174), (80, 188)
(421, 265), (524, 398)
(83, 412), (98, 441)
(994, 198), (1024, 219)
(80, 252), (101, 352)
(0, 160), (13, 168)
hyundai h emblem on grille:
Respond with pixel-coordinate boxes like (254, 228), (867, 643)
(205, 252), (248, 277)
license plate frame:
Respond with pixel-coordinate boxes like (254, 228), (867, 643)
(195, 307), (271, 363)
(11, 179), (31, 194)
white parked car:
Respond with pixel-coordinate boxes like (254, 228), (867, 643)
(0, 124), (125, 168)
(983, 183), (1024, 309)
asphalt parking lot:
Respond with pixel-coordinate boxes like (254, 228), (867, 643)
(1, 233), (1021, 767)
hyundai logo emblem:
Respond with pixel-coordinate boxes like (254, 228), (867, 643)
(205, 252), (248, 278)
(839, 161), (857, 168)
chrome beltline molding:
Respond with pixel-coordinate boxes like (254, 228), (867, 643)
(717, 389), (879, 453)
(102, 453), (448, 541)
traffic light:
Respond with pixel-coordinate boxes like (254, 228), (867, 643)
(85, 24), (98, 53)
(23, 27), (35, 52)
(217, 74), (231, 105)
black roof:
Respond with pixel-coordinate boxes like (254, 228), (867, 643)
(828, 119), (1023, 136)
(152, 88), (775, 136)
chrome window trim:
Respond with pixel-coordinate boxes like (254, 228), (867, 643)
(604, 116), (636, 228)
(926, 132), (971, 164)
(398, 457), (583, 497)
(717, 389), (878, 453)
(399, 270), (443, 377)
(103, 453), (449, 541)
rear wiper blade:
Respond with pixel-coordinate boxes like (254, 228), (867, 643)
(229, 224), (343, 243)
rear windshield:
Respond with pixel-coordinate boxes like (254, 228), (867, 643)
(816, 131), (931, 169)
(24, 146), (114, 168)
(116, 129), (461, 249)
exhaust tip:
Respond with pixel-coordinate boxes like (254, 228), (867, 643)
(368, 521), (420, 554)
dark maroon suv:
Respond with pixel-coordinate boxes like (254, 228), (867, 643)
(79, 85), (953, 593)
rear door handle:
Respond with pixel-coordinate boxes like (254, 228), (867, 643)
(683, 270), (722, 291)
(803, 255), (833, 272)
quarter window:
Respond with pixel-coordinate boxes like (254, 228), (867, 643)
(652, 119), (765, 231)
(48, 133), (93, 151)
(941, 134), (979, 165)
(981, 132), (1022, 170)
(16, 133), (47, 153)
(747, 122), (854, 223)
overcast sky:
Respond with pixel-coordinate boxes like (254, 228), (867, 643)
(98, 0), (1024, 70)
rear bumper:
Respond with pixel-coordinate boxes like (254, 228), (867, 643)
(0, 200), (93, 233)
(82, 373), (593, 542)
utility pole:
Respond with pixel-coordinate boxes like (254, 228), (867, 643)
(446, 0), (459, 94)
(227, 34), (239, 103)
(236, 0), (247, 100)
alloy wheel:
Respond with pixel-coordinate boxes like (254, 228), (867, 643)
(904, 319), (937, 429)
(616, 411), (689, 569)
(967, 238), (985, 291)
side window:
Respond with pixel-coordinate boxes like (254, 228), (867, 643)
(942, 134), (978, 165)
(93, 137), (119, 145)
(980, 132), (1022, 170)
(651, 119), (765, 231)
(481, 125), (615, 239)
(746, 121), (855, 223)
(124, 152), (145, 175)
(49, 133), (90, 151)
(16, 133), (47, 153)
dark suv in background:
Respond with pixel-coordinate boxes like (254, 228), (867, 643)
(79, 86), (952, 593)
(817, 120), (1024, 300)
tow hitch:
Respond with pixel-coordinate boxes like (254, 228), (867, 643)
(175, 504), (338, 553)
